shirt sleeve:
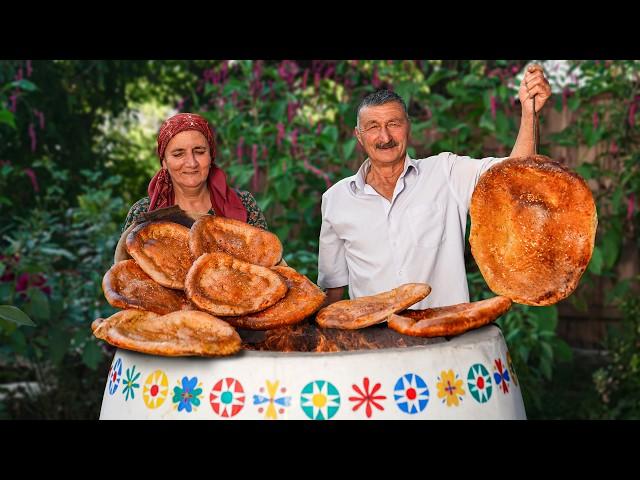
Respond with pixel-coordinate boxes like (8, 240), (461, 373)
(317, 193), (349, 289)
(122, 197), (150, 233)
(442, 153), (508, 209)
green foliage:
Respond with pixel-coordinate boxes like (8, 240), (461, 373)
(591, 287), (640, 419)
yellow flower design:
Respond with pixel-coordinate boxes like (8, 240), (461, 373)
(436, 370), (465, 407)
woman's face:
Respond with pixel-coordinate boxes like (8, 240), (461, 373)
(162, 130), (211, 190)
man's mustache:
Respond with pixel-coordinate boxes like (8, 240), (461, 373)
(375, 140), (398, 149)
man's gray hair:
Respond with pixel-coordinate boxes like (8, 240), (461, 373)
(356, 89), (409, 129)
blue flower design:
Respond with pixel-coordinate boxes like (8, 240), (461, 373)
(172, 376), (203, 413)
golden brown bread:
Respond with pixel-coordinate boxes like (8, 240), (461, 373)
(315, 283), (431, 329)
(102, 259), (189, 315)
(126, 221), (193, 289)
(470, 155), (597, 306)
(184, 251), (288, 316)
(189, 215), (283, 266)
(225, 266), (326, 330)
(92, 309), (241, 357)
(388, 296), (512, 337)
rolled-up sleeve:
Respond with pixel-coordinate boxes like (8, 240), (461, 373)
(443, 153), (507, 209)
(317, 194), (349, 289)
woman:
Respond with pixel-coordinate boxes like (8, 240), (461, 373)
(123, 112), (267, 231)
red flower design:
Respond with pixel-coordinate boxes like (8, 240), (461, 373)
(349, 377), (386, 418)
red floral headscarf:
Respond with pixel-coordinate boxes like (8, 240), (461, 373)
(147, 112), (247, 222)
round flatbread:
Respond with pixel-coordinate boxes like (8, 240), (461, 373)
(126, 221), (192, 289)
(185, 251), (288, 316)
(102, 259), (189, 315)
(470, 155), (597, 306)
(189, 215), (283, 266)
(225, 266), (326, 330)
(92, 309), (241, 357)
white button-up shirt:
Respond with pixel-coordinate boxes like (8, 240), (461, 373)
(317, 152), (506, 309)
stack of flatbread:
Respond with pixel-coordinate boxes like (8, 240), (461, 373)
(316, 155), (596, 338)
(95, 212), (325, 357)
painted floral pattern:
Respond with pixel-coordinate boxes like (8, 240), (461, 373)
(253, 380), (291, 420)
(436, 370), (465, 407)
(300, 380), (340, 420)
(122, 365), (141, 401)
(172, 376), (203, 413)
(349, 377), (386, 418)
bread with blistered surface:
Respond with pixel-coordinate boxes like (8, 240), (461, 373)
(388, 296), (512, 337)
(470, 155), (597, 306)
(102, 259), (189, 315)
(92, 309), (241, 356)
(185, 251), (288, 316)
(225, 266), (326, 330)
(315, 283), (431, 329)
(126, 221), (193, 289)
(189, 215), (283, 266)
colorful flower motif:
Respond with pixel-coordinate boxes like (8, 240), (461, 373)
(393, 373), (429, 414)
(122, 365), (141, 401)
(467, 363), (493, 404)
(108, 358), (122, 395)
(349, 377), (386, 418)
(253, 380), (291, 420)
(436, 370), (465, 407)
(172, 376), (203, 413)
(493, 358), (511, 395)
(507, 352), (519, 386)
(210, 377), (246, 418)
(143, 370), (169, 409)
(300, 380), (340, 420)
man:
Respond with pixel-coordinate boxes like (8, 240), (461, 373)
(317, 64), (552, 309)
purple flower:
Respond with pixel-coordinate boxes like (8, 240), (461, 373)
(221, 60), (229, 81)
(253, 60), (263, 81)
(593, 111), (599, 130)
(629, 102), (637, 128)
(303, 157), (332, 189)
(610, 141), (618, 155)
(35, 110), (45, 129)
(287, 102), (298, 123)
(23, 168), (39, 192)
(276, 123), (285, 148)
(9, 92), (18, 113)
(324, 64), (335, 79)
(301, 69), (309, 89)
(372, 66), (381, 89)
(15, 68), (23, 81)
(316, 123), (323, 136)
(28, 123), (37, 152)
(314, 71), (321, 90)
(26, 60), (32, 77)
(490, 96), (497, 120)
(15, 273), (30, 292)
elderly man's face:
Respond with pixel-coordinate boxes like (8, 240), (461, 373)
(163, 130), (212, 191)
(355, 102), (409, 166)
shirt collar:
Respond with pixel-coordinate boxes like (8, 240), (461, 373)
(351, 154), (418, 193)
